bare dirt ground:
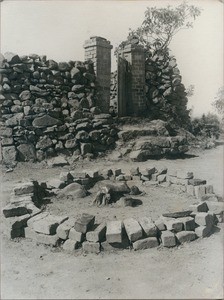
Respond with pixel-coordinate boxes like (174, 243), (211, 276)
(1, 145), (223, 299)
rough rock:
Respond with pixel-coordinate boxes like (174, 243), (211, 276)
(133, 237), (159, 250)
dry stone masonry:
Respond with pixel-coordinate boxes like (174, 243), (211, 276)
(2, 166), (223, 254)
(0, 48), (118, 166)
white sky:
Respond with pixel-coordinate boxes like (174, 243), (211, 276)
(0, 0), (223, 117)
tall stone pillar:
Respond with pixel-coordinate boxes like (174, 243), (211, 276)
(83, 36), (113, 113)
(118, 44), (146, 116)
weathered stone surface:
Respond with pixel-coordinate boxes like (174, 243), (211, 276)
(47, 156), (69, 167)
(189, 202), (208, 213)
(32, 115), (61, 128)
(162, 217), (183, 232)
(32, 214), (68, 235)
(162, 210), (192, 219)
(2, 201), (40, 218)
(205, 185), (214, 194)
(96, 180), (130, 194)
(19, 90), (31, 100)
(201, 194), (218, 202)
(0, 127), (13, 137)
(154, 219), (166, 231)
(106, 221), (123, 243)
(2, 145), (17, 165)
(178, 217), (195, 231)
(5, 113), (24, 127)
(17, 144), (36, 161)
(56, 221), (73, 240)
(205, 201), (224, 215)
(194, 212), (214, 227)
(58, 182), (87, 198)
(139, 217), (157, 237)
(123, 218), (142, 242)
(4, 52), (21, 63)
(25, 227), (59, 246)
(36, 136), (53, 150)
(65, 139), (77, 149)
(176, 171), (194, 179)
(82, 241), (100, 254)
(69, 228), (85, 242)
(46, 178), (65, 189)
(161, 231), (176, 247)
(9, 194), (33, 204)
(4, 214), (31, 230)
(14, 181), (35, 196)
(157, 174), (166, 183)
(194, 185), (206, 199)
(115, 196), (136, 207)
(86, 223), (106, 242)
(195, 226), (212, 238)
(176, 231), (196, 243)
(62, 239), (79, 252)
(1, 137), (14, 146)
(133, 237), (159, 250)
(186, 185), (195, 196)
(74, 213), (95, 234)
(189, 179), (206, 186)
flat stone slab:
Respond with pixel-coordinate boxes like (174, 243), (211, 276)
(188, 179), (206, 186)
(86, 223), (106, 242)
(32, 115), (61, 128)
(161, 231), (176, 247)
(13, 182), (35, 196)
(133, 237), (159, 250)
(195, 226), (212, 238)
(3, 201), (41, 218)
(162, 217), (183, 232)
(106, 221), (123, 244)
(25, 227), (59, 246)
(47, 156), (69, 167)
(31, 214), (68, 235)
(162, 210), (192, 219)
(138, 217), (157, 237)
(74, 213), (95, 234)
(123, 218), (142, 242)
(176, 231), (197, 244)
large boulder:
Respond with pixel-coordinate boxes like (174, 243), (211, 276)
(57, 182), (87, 198)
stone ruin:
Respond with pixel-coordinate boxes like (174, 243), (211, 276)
(0, 36), (191, 167)
(2, 166), (223, 254)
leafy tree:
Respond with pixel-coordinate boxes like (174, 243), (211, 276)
(117, 2), (202, 56)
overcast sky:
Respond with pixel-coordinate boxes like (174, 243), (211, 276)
(1, 0), (223, 117)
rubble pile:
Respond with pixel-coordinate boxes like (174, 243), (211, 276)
(0, 52), (118, 166)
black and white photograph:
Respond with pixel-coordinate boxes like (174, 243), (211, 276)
(0, 0), (223, 299)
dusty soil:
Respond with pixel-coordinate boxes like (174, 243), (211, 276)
(1, 146), (223, 299)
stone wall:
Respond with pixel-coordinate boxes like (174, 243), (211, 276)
(0, 52), (117, 166)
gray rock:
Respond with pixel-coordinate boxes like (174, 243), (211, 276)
(36, 136), (53, 150)
(4, 52), (21, 64)
(58, 182), (87, 198)
(32, 115), (61, 128)
(47, 156), (68, 167)
(2, 145), (17, 165)
(16, 144), (36, 161)
(5, 113), (24, 127)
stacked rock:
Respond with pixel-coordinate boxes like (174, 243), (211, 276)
(0, 52), (118, 165)
(145, 52), (190, 126)
(110, 71), (117, 113)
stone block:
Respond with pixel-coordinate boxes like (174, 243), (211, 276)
(106, 220), (123, 243)
(161, 231), (176, 247)
(47, 156), (68, 167)
(194, 185), (206, 199)
(86, 223), (106, 242)
(69, 228), (85, 242)
(189, 202), (208, 213)
(176, 231), (197, 243)
(195, 212), (214, 227)
(195, 226), (212, 238)
(27, 212), (49, 228)
(157, 174), (166, 183)
(139, 217), (157, 237)
(176, 171), (194, 179)
(59, 171), (73, 182)
(13, 181), (34, 196)
(205, 185), (214, 194)
(3, 203), (30, 218)
(114, 169), (122, 176)
(46, 179), (65, 189)
(206, 201), (224, 215)
(56, 222), (73, 240)
(201, 194), (218, 202)
(25, 227), (59, 246)
(74, 213), (95, 234)
(154, 219), (166, 231)
(178, 217), (195, 231)
(123, 218), (142, 242)
(162, 210), (192, 219)
(85, 170), (99, 178)
(32, 214), (68, 235)
(189, 179), (206, 186)
(186, 185), (195, 196)
(133, 237), (159, 250)
(62, 239), (79, 252)
(163, 218), (183, 232)
(82, 241), (100, 254)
